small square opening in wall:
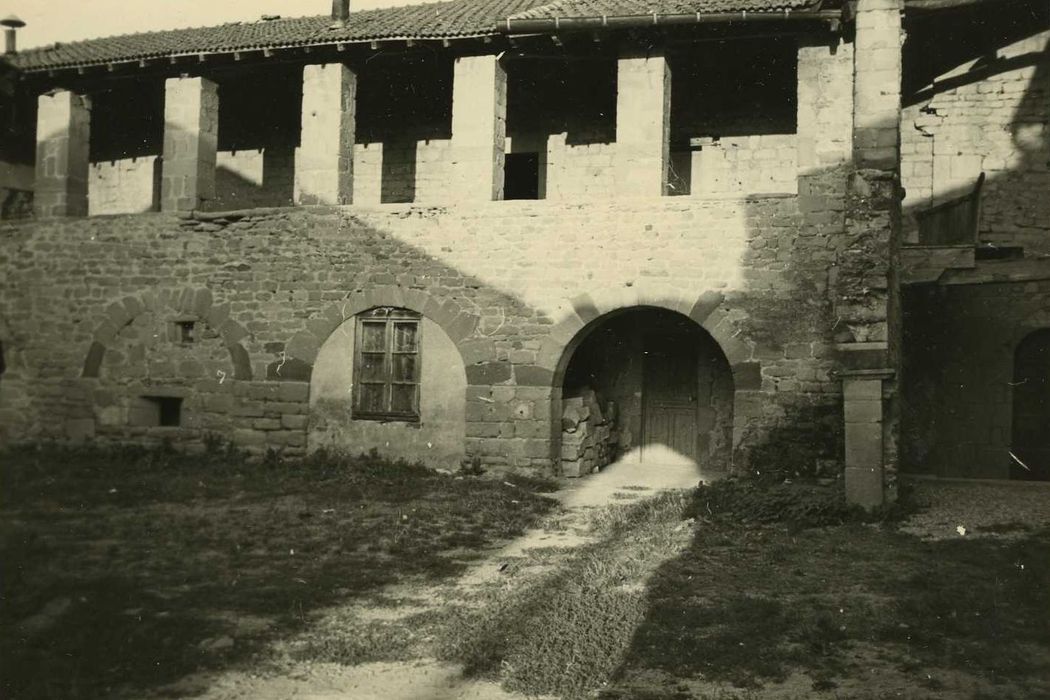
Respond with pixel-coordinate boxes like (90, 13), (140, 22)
(176, 320), (196, 344)
(129, 396), (183, 427)
(504, 152), (541, 200)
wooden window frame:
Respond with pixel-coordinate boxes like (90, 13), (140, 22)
(352, 307), (422, 422)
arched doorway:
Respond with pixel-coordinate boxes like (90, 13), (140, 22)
(1012, 329), (1050, 480)
(556, 307), (733, 475)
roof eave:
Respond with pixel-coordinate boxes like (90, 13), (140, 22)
(13, 31), (501, 75)
(503, 7), (844, 34)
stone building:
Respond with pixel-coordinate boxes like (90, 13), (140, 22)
(0, 0), (1047, 505)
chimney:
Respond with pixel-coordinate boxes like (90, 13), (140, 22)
(1, 15), (26, 55)
(331, 0), (349, 24)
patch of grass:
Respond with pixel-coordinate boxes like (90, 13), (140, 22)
(974, 521), (1033, 535)
(686, 477), (865, 529)
(0, 442), (558, 699)
(603, 480), (1050, 696)
(434, 491), (695, 699)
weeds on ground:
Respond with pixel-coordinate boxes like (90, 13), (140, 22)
(603, 478), (1050, 697)
(684, 476), (917, 530)
(0, 441), (558, 699)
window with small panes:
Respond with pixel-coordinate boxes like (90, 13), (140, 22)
(353, 308), (422, 422)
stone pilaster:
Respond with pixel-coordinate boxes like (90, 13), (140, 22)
(836, 0), (905, 508)
(797, 38), (854, 180)
(161, 76), (218, 212)
(840, 370), (894, 508)
(34, 90), (90, 218)
(450, 55), (506, 201)
(615, 52), (671, 197)
(853, 0), (904, 170)
(295, 63), (356, 205)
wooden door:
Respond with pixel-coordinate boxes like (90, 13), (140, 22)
(642, 335), (699, 462)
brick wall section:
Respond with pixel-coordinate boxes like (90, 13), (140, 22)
(295, 63), (356, 206)
(161, 77), (218, 212)
(1, 196), (846, 475)
(900, 31), (1050, 252)
(34, 90), (90, 218)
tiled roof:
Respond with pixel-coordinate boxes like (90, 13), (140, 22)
(11, 0), (545, 72)
(11, 0), (827, 73)
(507, 0), (819, 20)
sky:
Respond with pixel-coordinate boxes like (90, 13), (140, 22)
(4, 0), (428, 50)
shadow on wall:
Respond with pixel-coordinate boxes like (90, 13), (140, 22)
(21, 170), (857, 476)
(213, 146), (295, 210)
(899, 7), (1050, 478)
(900, 1), (1050, 249)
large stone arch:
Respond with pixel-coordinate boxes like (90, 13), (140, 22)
(303, 286), (475, 468)
(530, 289), (756, 388)
(527, 289), (762, 476)
(282, 285), (481, 381)
(81, 287), (252, 380)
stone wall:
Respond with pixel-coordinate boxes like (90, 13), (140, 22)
(310, 315), (467, 468)
(901, 28), (1050, 251)
(902, 270), (1050, 477)
(670, 38), (798, 197)
(88, 157), (160, 216)
(214, 149), (296, 210)
(544, 134), (617, 200)
(673, 135), (798, 197)
(0, 161), (33, 219)
(0, 195), (847, 475)
(352, 139), (456, 205)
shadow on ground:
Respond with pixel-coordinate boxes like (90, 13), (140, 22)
(598, 482), (1050, 699)
(0, 445), (557, 699)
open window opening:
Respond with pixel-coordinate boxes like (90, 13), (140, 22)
(130, 395), (183, 427)
(355, 56), (453, 204)
(504, 152), (541, 200)
(353, 307), (422, 422)
(0, 80), (36, 219)
(505, 55), (617, 201)
(175, 320), (196, 344)
(668, 38), (797, 196)
(88, 79), (165, 215)
(214, 64), (302, 209)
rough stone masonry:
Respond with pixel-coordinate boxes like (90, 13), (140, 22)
(0, 0), (931, 509)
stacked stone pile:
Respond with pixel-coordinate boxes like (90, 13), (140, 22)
(561, 388), (617, 477)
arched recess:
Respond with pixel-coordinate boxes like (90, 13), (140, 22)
(81, 287), (252, 380)
(532, 291), (760, 477)
(279, 285), (482, 381)
(306, 294), (471, 469)
(1011, 328), (1050, 480)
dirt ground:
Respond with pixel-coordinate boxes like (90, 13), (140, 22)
(157, 473), (1050, 700)
(5, 448), (1049, 700)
